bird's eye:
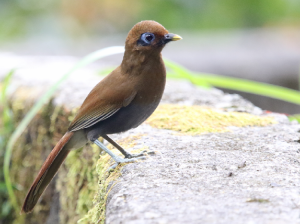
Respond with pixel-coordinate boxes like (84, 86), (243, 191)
(145, 34), (153, 42)
(138, 33), (155, 46)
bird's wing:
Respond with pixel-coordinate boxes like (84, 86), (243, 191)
(68, 72), (137, 132)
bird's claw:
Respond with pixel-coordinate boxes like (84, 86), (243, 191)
(115, 156), (147, 163)
(124, 150), (156, 159)
(108, 156), (147, 171)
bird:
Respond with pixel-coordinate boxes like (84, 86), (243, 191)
(21, 20), (182, 213)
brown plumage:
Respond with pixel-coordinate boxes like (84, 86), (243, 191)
(21, 20), (181, 213)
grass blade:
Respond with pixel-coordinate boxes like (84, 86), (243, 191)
(165, 59), (300, 106)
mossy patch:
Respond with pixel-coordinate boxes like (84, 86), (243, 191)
(9, 100), (68, 224)
(75, 134), (145, 224)
(146, 104), (276, 135)
(56, 144), (99, 224)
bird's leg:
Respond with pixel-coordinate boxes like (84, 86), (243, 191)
(94, 139), (146, 169)
(102, 134), (154, 159)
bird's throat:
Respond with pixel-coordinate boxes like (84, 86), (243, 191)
(121, 50), (163, 76)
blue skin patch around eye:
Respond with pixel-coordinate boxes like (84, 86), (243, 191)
(138, 33), (155, 46)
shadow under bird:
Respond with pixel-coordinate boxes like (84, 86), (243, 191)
(21, 20), (182, 213)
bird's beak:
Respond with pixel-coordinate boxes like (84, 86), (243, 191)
(164, 33), (182, 42)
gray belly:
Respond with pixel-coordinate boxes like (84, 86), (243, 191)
(86, 101), (160, 141)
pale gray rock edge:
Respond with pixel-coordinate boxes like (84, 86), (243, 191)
(106, 122), (300, 224)
(104, 81), (300, 224)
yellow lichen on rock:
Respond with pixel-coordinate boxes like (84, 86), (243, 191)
(76, 134), (146, 224)
(56, 144), (99, 224)
(146, 104), (276, 135)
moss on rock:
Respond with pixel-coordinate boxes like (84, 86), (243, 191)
(10, 99), (68, 224)
(146, 104), (276, 135)
(76, 134), (145, 224)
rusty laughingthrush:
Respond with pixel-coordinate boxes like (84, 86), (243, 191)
(21, 20), (182, 213)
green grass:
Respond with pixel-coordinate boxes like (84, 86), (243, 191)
(165, 60), (300, 106)
(0, 70), (15, 221)
(0, 46), (300, 219)
(289, 114), (300, 122)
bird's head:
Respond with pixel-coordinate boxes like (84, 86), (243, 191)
(125, 20), (182, 53)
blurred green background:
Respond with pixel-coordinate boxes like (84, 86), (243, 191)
(1, 0), (300, 111)
(0, 0), (300, 42)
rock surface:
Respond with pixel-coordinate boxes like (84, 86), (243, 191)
(104, 84), (300, 224)
(106, 120), (300, 224)
(1, 54), (300, 224)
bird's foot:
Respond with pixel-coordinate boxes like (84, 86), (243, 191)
(108, 156), (147, 170)
(94, 139), (150, 171)
(124, 150), (156, 159)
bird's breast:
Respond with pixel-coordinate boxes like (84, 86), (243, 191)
(86, 55), (166, 138)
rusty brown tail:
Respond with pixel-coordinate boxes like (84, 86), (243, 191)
(21, 132), (74, 213)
